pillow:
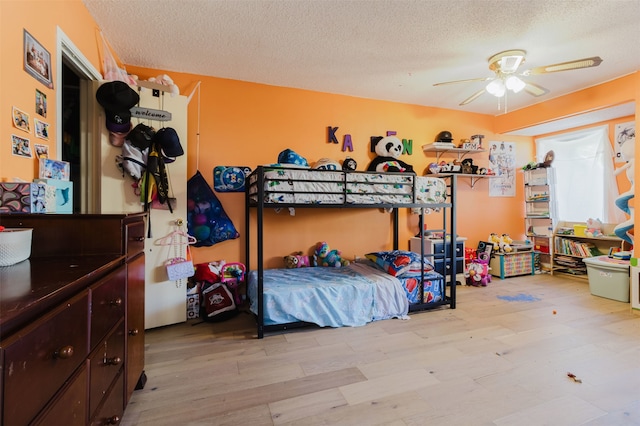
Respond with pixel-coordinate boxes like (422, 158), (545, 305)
(365, 250), (434, 277)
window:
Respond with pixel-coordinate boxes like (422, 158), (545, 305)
(536, 125), (625, 224)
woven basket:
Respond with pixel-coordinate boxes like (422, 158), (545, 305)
(0, 228), (33, 266)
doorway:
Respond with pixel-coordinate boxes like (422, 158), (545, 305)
(61, 61), (81, 213)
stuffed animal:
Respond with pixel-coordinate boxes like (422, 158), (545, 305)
(315, 241), (350, 267)
(367, 136), (414, 173)
(466, 257), (490, 287)
(342, 157), (357, 171)
(585, 218), (603, 237)
(147, 74), (180, 96)
(488, 233), (501, 252)
(499, 234), (514, 253)
(283, 251), (316, 268)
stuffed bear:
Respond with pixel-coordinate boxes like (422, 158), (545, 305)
(283, 251), (316, 268)
(367, 136), (414, 173)
(315, 241), (350, 267)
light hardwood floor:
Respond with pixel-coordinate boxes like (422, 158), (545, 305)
(121, 273), (640, 425)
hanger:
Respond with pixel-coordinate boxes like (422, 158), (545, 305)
(155, 229), (197, 246)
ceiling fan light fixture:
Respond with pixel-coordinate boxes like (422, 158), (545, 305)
(486, 79), (505, 97)
(505, 75), (526, 93)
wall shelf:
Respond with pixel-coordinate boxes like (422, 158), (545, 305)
(422, 144), (487, 161)
(430, 173), (497, 188)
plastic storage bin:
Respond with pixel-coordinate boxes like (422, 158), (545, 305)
(582, 256), (630, 302)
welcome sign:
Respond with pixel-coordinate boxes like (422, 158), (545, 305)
(131, 107), (172, 122)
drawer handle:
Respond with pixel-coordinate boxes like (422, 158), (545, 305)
(106, 415), (120, 424)
(129, 328), (139, 336)
(54, 345), (74, 359)
(131, 236), (144, 242)
(104, 356), (122, 366)
(110, 297), (123, 307)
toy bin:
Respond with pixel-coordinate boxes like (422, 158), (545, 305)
(582, 256), (630, 302)
(490, 251), (535, 279)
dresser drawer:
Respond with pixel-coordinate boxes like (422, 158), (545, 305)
(433, 242), (464, 257)
(2, 292), (89, 426)
(32, 361), (88, 426)
(90, 371), (124, 426)
(125, 220), (145, 260)
(91, 267), (126, 349)
(89, 320), (125, 418)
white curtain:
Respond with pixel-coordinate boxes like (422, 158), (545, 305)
(536, 125), (625, 224)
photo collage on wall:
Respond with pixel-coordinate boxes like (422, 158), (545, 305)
(11, 29), (52, 160)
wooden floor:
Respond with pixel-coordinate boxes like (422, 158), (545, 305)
(121, 273), (640, 426)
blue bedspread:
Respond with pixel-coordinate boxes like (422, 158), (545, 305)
(248, 261), (409, 327)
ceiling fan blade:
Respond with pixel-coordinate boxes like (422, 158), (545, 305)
(460, 88), (486, 106)
(523, 82), (549, 97)
(433, 76), (493, 86)
(525, 56), (603, 75)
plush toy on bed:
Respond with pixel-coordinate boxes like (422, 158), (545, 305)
(283, 251), (317, 268)
(367, 136), (414, 173)
(315, 241), (350, 267)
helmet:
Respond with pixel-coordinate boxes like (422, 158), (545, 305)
(436, 130), (453, 142)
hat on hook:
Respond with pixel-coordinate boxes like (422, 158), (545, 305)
(127, 123), (156, 150)
(154, 127), (183, 162)
(96, 81), (139, 112)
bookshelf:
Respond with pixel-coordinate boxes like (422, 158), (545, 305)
(552, 221), (625, 278)
(524, 167), (555, 272)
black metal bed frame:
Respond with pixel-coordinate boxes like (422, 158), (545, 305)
(245, 166), (458, 338)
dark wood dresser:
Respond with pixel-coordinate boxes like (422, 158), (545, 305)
(0, 213), (147, 425)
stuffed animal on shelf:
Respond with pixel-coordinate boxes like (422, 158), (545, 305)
(367, 136), (414, 173)
(465, 257), (490, 287)
(315, 241), (350, 267)
(499, 234), (514, 253)
(585, 218), (604, 237)
(283, 251), (317, 268)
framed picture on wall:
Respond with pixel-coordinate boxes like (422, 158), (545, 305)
(23, 29), (53, 89)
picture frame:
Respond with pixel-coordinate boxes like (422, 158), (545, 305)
(23, 29), (53, 89)
(34, 118), (49, 140)
(35, 89), (47, 117)
(12, 106), (30, 133)
(34, 143), (49, 159)
(11, 134), (32, 158)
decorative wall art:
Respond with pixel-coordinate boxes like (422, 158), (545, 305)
(11, 134), (32, 158)
(614, 121), (635, 163)
(34, 143), (49, 159)
(24, 29), (53, 89)
(488, 141), (516, 197)
(12, 107), (30, 133)
(34, 118), (49, 140)
(35, 89), (47, 117)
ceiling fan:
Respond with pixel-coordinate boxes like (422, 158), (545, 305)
(433, 50), (603, 106)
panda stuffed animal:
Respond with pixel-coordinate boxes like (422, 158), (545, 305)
(366, 136), (414, 173)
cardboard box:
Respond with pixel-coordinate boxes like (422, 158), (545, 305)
(582, 256), (630, 302)
(490, 251), (535, 279)
(34, 179), (73, 213)
(0, 182), (50, 213)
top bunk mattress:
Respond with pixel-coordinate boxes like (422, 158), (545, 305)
(248, 167), (447, 206)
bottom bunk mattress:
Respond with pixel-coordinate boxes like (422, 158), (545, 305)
(248, 261), (409, 327)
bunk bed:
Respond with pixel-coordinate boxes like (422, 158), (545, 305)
(245, 165), (458, 338)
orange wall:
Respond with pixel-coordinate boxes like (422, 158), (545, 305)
(0, 0), (103, 179)
(1, 1), (637, 267)
(127, 66), (534, 266)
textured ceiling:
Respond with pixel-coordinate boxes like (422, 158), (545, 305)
(83, 0), (640, 119)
